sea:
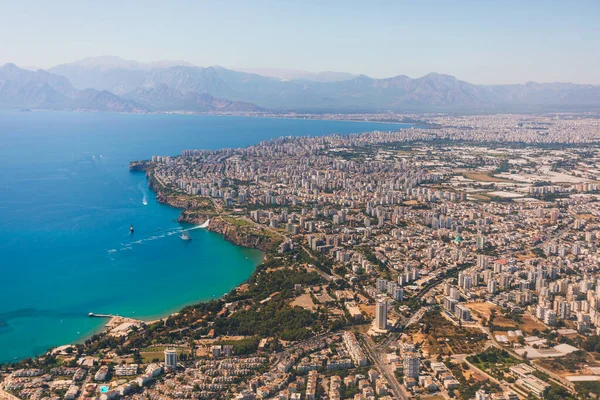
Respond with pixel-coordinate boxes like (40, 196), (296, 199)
(0, 111), (410, 363)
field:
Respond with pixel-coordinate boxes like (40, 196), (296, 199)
(466, 302), (546, 334)
(406, 311), (488, 356)
(464, 172), (513, 183)
(465, 302), (500, 323)
(422, 395), (446, 400)
(470, 193), (492, 201)
(467, 347), (521, 379)
(139, 346), (190, 363)
(359, 304), (376, 318)
(519, 315), (547, 334)
(223, 216), (253, 227)
(291, 293), (317, 311)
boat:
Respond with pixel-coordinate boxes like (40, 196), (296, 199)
(142, 199), (148, 205)
(180, 232), (192, 241)
(130, 224), (134, 234)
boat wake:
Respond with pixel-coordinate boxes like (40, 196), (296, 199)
(106, 221), (214, 259)
(137, 182), (148, 205)
(108, 224), (208, 258)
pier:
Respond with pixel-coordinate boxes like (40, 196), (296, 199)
(88, 313), (114, 318)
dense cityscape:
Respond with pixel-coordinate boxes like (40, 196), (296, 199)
(2, 113), (600, 399)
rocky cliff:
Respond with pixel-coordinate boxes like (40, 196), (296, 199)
(129, 160), (151, 172)
(206, 217), (281, 253)
(144, 168), (279, 253)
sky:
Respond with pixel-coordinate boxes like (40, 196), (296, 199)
(0, 0), (598, 84)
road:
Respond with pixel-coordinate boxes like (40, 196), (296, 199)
(0, 385), (20, 400)
(300, 245), (342, 281)
(361, 333), (410, 400)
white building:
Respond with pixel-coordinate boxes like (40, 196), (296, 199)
(164, 348), (178, 371)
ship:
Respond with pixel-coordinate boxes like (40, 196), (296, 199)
(180, 232), (192, 241)
(130, 224), (134, 234)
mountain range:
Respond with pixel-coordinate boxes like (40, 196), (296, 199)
(1, 56), (599, 113)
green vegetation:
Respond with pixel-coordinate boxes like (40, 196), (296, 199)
(223, 216), (253, 227)
(215, 337), (260, 355)
(466, 347), (520, 380)
(582, 335), (600, 354)
(214, 298), (319, 341)
(409, 311), (487, 356)
(575, 381), (600, 397)
(494, 159), (510, 173)
(448, 360), (501, 400)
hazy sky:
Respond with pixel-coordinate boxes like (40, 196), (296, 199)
(1, 0), (598, 84)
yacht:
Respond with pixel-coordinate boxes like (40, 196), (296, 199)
(180, 232), (192, 241)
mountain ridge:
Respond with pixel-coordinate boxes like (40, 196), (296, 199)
(3, 58), (600, 113)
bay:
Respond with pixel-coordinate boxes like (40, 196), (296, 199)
(0, 111), (409, 362)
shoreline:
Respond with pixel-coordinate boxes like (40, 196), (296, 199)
(15, 108), (427, 126)
(143, 166), (281, 253)
(25, 168), (271, 363)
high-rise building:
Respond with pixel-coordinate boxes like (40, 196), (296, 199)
(544, 310), (557, 326)
(477, 236), (486, 250)
(376, 278), (388, 292)
(477, 254), (489, 270)
(393, 286), (404, 301)
(403, 353), (420, 379)
(164, 348), (178, 371)
(376, 300), (388, 330)
(487, 279), (497, 295)
(455, 304), (471, 321)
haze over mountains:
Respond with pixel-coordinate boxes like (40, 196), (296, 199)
(1, 56), (599, 113)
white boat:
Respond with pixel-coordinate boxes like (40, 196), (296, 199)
(142, 199), (148, 205)
(180, 232), (192, 241)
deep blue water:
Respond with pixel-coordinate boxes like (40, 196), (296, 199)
(0, 111), (408, 362)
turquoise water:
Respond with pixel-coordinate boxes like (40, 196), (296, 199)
(0, 111), (409, 362)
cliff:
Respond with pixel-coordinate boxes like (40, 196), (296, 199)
(144, 168), (280, 253)
(129, 160), (151, 172)
(205, 217), (281, 253)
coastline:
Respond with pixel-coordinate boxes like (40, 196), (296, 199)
(7, 170), (270, 364)
(2, 111), (399, 365)
(141, 164), (282, 253)
(19, 108), (428, 127)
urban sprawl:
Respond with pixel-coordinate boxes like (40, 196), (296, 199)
(3, 113), (600, 400)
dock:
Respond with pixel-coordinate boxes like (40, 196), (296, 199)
(88, 313), (114, 318)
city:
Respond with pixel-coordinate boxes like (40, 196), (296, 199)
(3, 113), (600, 399)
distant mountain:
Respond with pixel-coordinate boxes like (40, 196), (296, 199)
(6, 56), (600, 113)
(99, 63), (600, 111)
(235, 68), (358, 82)
(486, 82), (600, 106)
(54, 55), (196, 71)
(0, 63), (145, 112)
(127, 83), (263, 112)
(49, 56), (196, 95)
(0, 63), (262, 113)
